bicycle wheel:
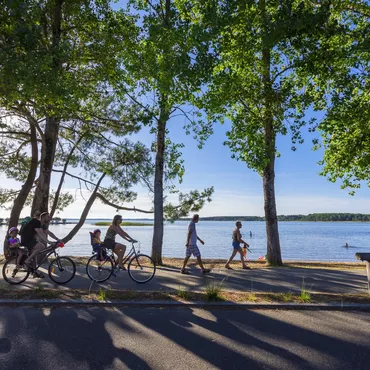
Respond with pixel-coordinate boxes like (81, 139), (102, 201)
(48, 256), (76, 284)
(2, 257), (29, 284)
(86, 254), (114, 283)
(128, 254), (156, 284)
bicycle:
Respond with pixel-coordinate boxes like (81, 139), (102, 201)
(2, 241), (76, 285)
(86, 241), (156, 284)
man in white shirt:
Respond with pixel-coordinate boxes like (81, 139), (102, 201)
(180, 214), (211, 275)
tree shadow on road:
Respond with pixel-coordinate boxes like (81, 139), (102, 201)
(0, 306), (151, 370)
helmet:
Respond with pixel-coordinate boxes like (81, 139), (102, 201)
(9, 227), (18, 234)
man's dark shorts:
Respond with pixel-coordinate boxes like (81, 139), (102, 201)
(24, 239), (38, 252)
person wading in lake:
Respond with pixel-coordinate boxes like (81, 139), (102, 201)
(225, 220), (250, 270)
(104, 215), (137, 269)
(180, 214), (211, 275)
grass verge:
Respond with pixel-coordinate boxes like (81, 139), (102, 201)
(0, 256), (366, 270)
(0, 288), (369, 305)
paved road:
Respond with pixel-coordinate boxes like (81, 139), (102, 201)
(1, 263), (369, 294)
(0, 306), (369, 369)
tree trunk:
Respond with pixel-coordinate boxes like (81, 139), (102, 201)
(31, 0), (62, 215)
(31, 116), (60, 214)
(4, 125), (38, 256)
(151, 113), (167, 265)
(263, 158), (282, 266)
(260, 0), (282, 266)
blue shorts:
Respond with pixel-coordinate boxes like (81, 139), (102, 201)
(232, 241), (241, 249)
(186, 245), (201, 257)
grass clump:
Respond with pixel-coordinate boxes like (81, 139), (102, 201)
(177, 287), (190, 300)
(98, 288), (107, 301)
(300, 279), (311, 303)
(281, 292), (293, 302)
(205, 283), (224, 301)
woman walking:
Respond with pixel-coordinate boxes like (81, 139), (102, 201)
(225, 220), (250, 269)
(104, 215), (137, 269)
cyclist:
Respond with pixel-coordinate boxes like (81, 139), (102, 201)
(104, 215), (137, 269)
(23, 211), (61, 278)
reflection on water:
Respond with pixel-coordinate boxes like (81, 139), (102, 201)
(1, 220), (370, 262)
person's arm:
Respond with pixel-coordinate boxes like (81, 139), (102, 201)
(8, 239), (20, 249)
(237, 230), (249, 247)
(115, 225), (136, 242)
(197, 235), (204, 245)
(45, 229), (59, 241)
(35, 228), (49, 245)
(186, 227), (192, 246)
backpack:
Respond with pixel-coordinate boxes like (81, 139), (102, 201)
(19, 216), (32, 244)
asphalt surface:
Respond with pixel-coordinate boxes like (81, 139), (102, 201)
(0, 306), (369, 369)
(1, 263), (369, 294)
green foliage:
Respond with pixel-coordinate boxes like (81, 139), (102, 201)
(124, 0), (214, 199)
(189, 0), (340, 170)
(164, 187), (214, 221)
(305, 1), (370, 193)
(0, 1), (153, 216)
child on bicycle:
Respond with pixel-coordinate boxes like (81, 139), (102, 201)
(92, 229), (105, 261)
(8, 227), (26, 268)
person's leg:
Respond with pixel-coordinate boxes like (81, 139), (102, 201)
(193, 246), (210, 273)
(238, 248), (247, 268)
(16, 249), (24, 268)
(225, 249), (238, 268)
(114, 243), (126, 268)
(181, 247), (191, 273)
(196, 255), (205, 269)
(181, 256), (190, 270)
(25, 242), (44, 269)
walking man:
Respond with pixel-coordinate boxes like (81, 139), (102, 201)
(180, 214), (210, 275)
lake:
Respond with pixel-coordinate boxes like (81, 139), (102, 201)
(1, 220), (369, 262)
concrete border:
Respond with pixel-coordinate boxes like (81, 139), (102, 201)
(0, 299), (370, 310)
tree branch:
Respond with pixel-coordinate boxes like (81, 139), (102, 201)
(52, 169), (97, 187)
(96, 192), (153, 214)
(0, 131), (31, 137)
(50, 136), (84, 217)
(62, 173), (106, 244)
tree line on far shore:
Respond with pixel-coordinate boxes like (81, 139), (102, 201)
(196, 214), (370, 222)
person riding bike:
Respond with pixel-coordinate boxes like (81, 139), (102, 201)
(23, 211), (62, 278)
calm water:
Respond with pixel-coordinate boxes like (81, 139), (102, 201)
(1, 220), (369, 262)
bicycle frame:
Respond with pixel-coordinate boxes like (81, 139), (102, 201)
(98, 242), (140, 266)
(122, 242), (141, 265)
(31, 244), (61, 271)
